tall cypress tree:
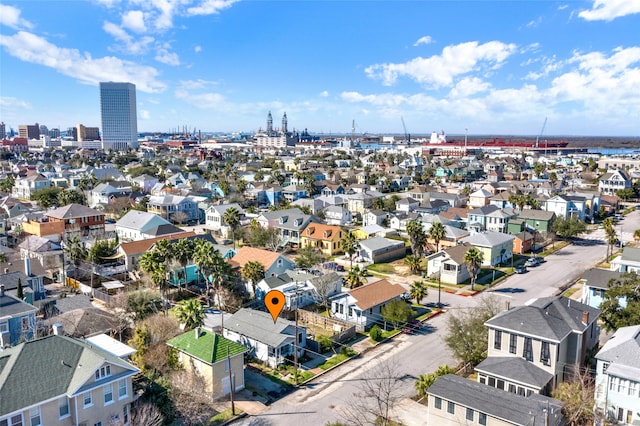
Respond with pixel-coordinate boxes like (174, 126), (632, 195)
(16, 278), (24, 300)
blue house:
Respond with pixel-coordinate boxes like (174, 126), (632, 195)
(579, 268), (624, 309)
(0, 285), (37, 346)
(264, 185), (284, 206)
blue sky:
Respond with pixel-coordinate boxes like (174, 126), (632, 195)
(1, 0), (639, 137)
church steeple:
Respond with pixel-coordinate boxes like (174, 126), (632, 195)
(281, 112), (288, 134)
(266, 111), (273, 134)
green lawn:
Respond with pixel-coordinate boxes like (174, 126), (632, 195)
(210, 408), (242, 425)
(318, 353), (353, 370)
(366, 263), (396, 274)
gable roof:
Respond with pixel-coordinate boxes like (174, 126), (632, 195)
(0, 292), (38, 317)
(517, 208), (556, 221)
(460, 231), (515, 247)
(0, 335), (139, 416)
(475, 356), (553, 389)
(580, 268), (623, 290)
(224, 308), (302, 348)
(596, 325), (640, 374)
(229, 246), (290, 271)
(347, 279), (406, 310)
(46, 203), (103, 220)
(168, 329), (247, 365)
(119, 231), (197, 255)
(301, 223), (343, 241)
(116, 210), (171, 231)
(428, 375), (563, 426)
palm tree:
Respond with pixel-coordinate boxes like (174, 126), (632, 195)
(340, 231), (360, 268)
(406, 219), (427, 257)
(345, 266), (367, 289)
(64, 236), (88, 280)
(171, 238), (195, 294)
(223, 207), (241, 250)
(138, 251), (169, 307)
(603, 217), (617, 260)
(174, 299), (205, 331)
(409, 280), (428, 304)
(404, 254), (422, 275)
(209, 250), (232, 308)
(429, 222), (446, 253)
(242, 260), (265, 296)
(464, 247), (484, 291)
(192, 239), (215, 297)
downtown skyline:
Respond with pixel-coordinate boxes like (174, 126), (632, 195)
(1, 0), (639, 137)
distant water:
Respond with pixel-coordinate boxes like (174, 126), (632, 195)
(357, 144), (640, 155)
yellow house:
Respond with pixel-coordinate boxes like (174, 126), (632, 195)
(168, 328), (248, 399)
(299, 223), (345, 256)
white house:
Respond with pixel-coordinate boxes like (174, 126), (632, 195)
(204, 203), (245, 235)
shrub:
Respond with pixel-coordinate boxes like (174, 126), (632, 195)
(317, 334), (334, 353)
(369, 325), (382, 342)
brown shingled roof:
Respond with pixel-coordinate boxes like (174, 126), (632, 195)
(119, 231), (196, 255)
(228, 246), (285, 270)
(349, 279), (407, 310)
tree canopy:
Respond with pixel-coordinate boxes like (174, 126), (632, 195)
(599, 273), (640, 331)
(552, 216), (587, 239)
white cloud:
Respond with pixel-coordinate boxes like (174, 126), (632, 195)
(365, 41), (517, 88)
(578, 0), (640, 21)
(186, 0), (240, 16)
(122, 10), (147, 33)
(0, 4), (34, 30)
(179, 79), (217, 90)
(194, 45), (202, 53)
(558, 5), (568, 10)
(139, 109), (151, 120)
(175, 89), (226, 108)
(320, 90), (329, 97)
(103, 21), (154, 54)
(0, 31), (166, 93)
(155, 47), (180, 65)
(448, 77), (491, 98)
(413, 36), (433, 47)
(525, 17), (542, 28)
(0, 96), (31, 110)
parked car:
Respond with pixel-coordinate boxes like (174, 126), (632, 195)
(402, 319), (422, 334)
(524, 257), (540, 267)
(515, 265), (527, 274)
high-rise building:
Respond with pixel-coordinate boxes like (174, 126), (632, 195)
(76, 124), (100, 141)
(18, 123), (40, 139)
(99, 82), (138, 150)
(0, 122), (6, 139)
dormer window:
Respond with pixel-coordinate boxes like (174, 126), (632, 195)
(307, 227), (315, 235)
(95, 364), (111, 380)
(279, 216), (288, 224)
(323, 230), (332, 238)
(294, 218), (302, 226)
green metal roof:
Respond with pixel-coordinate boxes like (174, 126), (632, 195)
(168, 329), (247, 365)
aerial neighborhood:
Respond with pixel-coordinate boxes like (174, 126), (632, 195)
(1, 115), (640, 426)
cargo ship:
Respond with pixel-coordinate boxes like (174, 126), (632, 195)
(423, 131), (568, 149)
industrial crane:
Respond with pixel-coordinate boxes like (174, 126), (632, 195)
(535, 117), (547, 149)
(401, 116), (410, 145)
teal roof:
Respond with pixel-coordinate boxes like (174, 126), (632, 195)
(168, 329), (247, 365)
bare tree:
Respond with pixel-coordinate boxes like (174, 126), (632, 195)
(551, 365), (596, 426)
(130, 401), (164, 426)
(340, 358), (405, 426)
(171, 370), (215, 426)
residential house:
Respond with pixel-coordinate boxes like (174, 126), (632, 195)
(460, 231), (515, 266)
(517, 209), (556, 234)
(222, 308), (306, 368)
(19, 235), (63, 281)
(129, 174), (159, 192)
(229, 246), (296, 278)
(205, 203), (245, 236)
(11, 173), (50, 200)
(255, 270), (342, 309)
(600, 194), (620, 215)
(282, 185), (308, 203)
(395, 197), (419, 213)
(467, 205), (514, 234)
(330, 279), (407, 331)
(115, 210), (182, 242)
(45, 203), (105, 238)
(425, 243), (472, 285)
(0, 285), (37, 346)
(468, 188), (493, 208)
(147, 194), (200, 224)
(256, 208), (317, 247)
(610, 247), (640, 273)
(427, 374), (564, 426)
(544, 194), (587, 221)
(118, 231), (197, 271)
(579, 268), (623, 309)
(512, 231), (535, 254)
(388, 212), (421, 233)
(0, 334), (139, 426)
(427, 191), (466, 208)
(414, 199), (450, 215)
(593, 325), (640, 424)
(0, 259), (46, 302)
(322, 205), (352, 226)
(168, 328), (248, 399)
(21, 216), (66, 241)
(351, 224), (387, 240)
(346, 191), (378, 217)
(357, 237), (405, 264)
(489, 191), (516, 209)
(90, 182), (132, 208)
(299, 223), (345, 257)
(476, 296), (600, 396)
(599, 169), (632, 196)
(362, 209), (387, 227)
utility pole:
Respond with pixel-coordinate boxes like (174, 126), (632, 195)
(293, 281), (300, 385)
(227, 346), (235, 415)
(437, 265), (442, 308)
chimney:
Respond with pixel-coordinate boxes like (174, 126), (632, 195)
(503, 300), (510, 312)
(0, 284), (4, 297)
(194, 327), (201, 339)
(582, 311), (589, 325)
(24, 257), (31, 276)
(52, 323), (64, 336)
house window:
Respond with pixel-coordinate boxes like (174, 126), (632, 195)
(603, 362), (609, 373)
(118, 379), (128, 399)
(466, 408), (474, 421)
(494, 330), (502, 350)
(21, 317), (29, 331)
(123, 404), (130, 424)
(509, 334), (517, 354)
(95, 364), (111, 380)
(610, 377), (617, 391)
(447, 401), (455, 414)
(479, 412), (487, 425)
(0, 322), (7, 333)
(434, 397), (441, 409)
(479, 375), (486, 385)
(28, 408), (41, 426)
(508, 384), (516, 393)
(83, 391), (93, 407)
(488, 377), (495, 387)
(629, 381), (637, 396)
(497, 379), (505, 390)
(59, 397), (70, 418)
(541, 341), (551, 366)
(523, 337), (533, 362)
(104, 383), (114, 405)
(617, 408), (624, 422)
(0, 415), (23, 426)
(517, 387), (526, 396)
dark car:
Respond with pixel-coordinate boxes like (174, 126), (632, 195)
(402, 319), (421, 334)
(515, 265), (527, 274)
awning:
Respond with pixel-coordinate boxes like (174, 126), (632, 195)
(102, 281), (124, 290)
(100, 252), (124, 260)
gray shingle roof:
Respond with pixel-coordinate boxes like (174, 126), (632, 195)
(460, 231), (515, 247)
(0, 293), (37, 317)
(46, 203), (102, 220)
(580, 268), (623, 290)
(517, 209), (555, 221)
(596, 325), (640, 372)
(0, 335), (138, 416)
(475, 357), (553, 388)
(224, 308), (304, 348)
(358, 237), (404, 252)
(428, 375), (563, 426)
